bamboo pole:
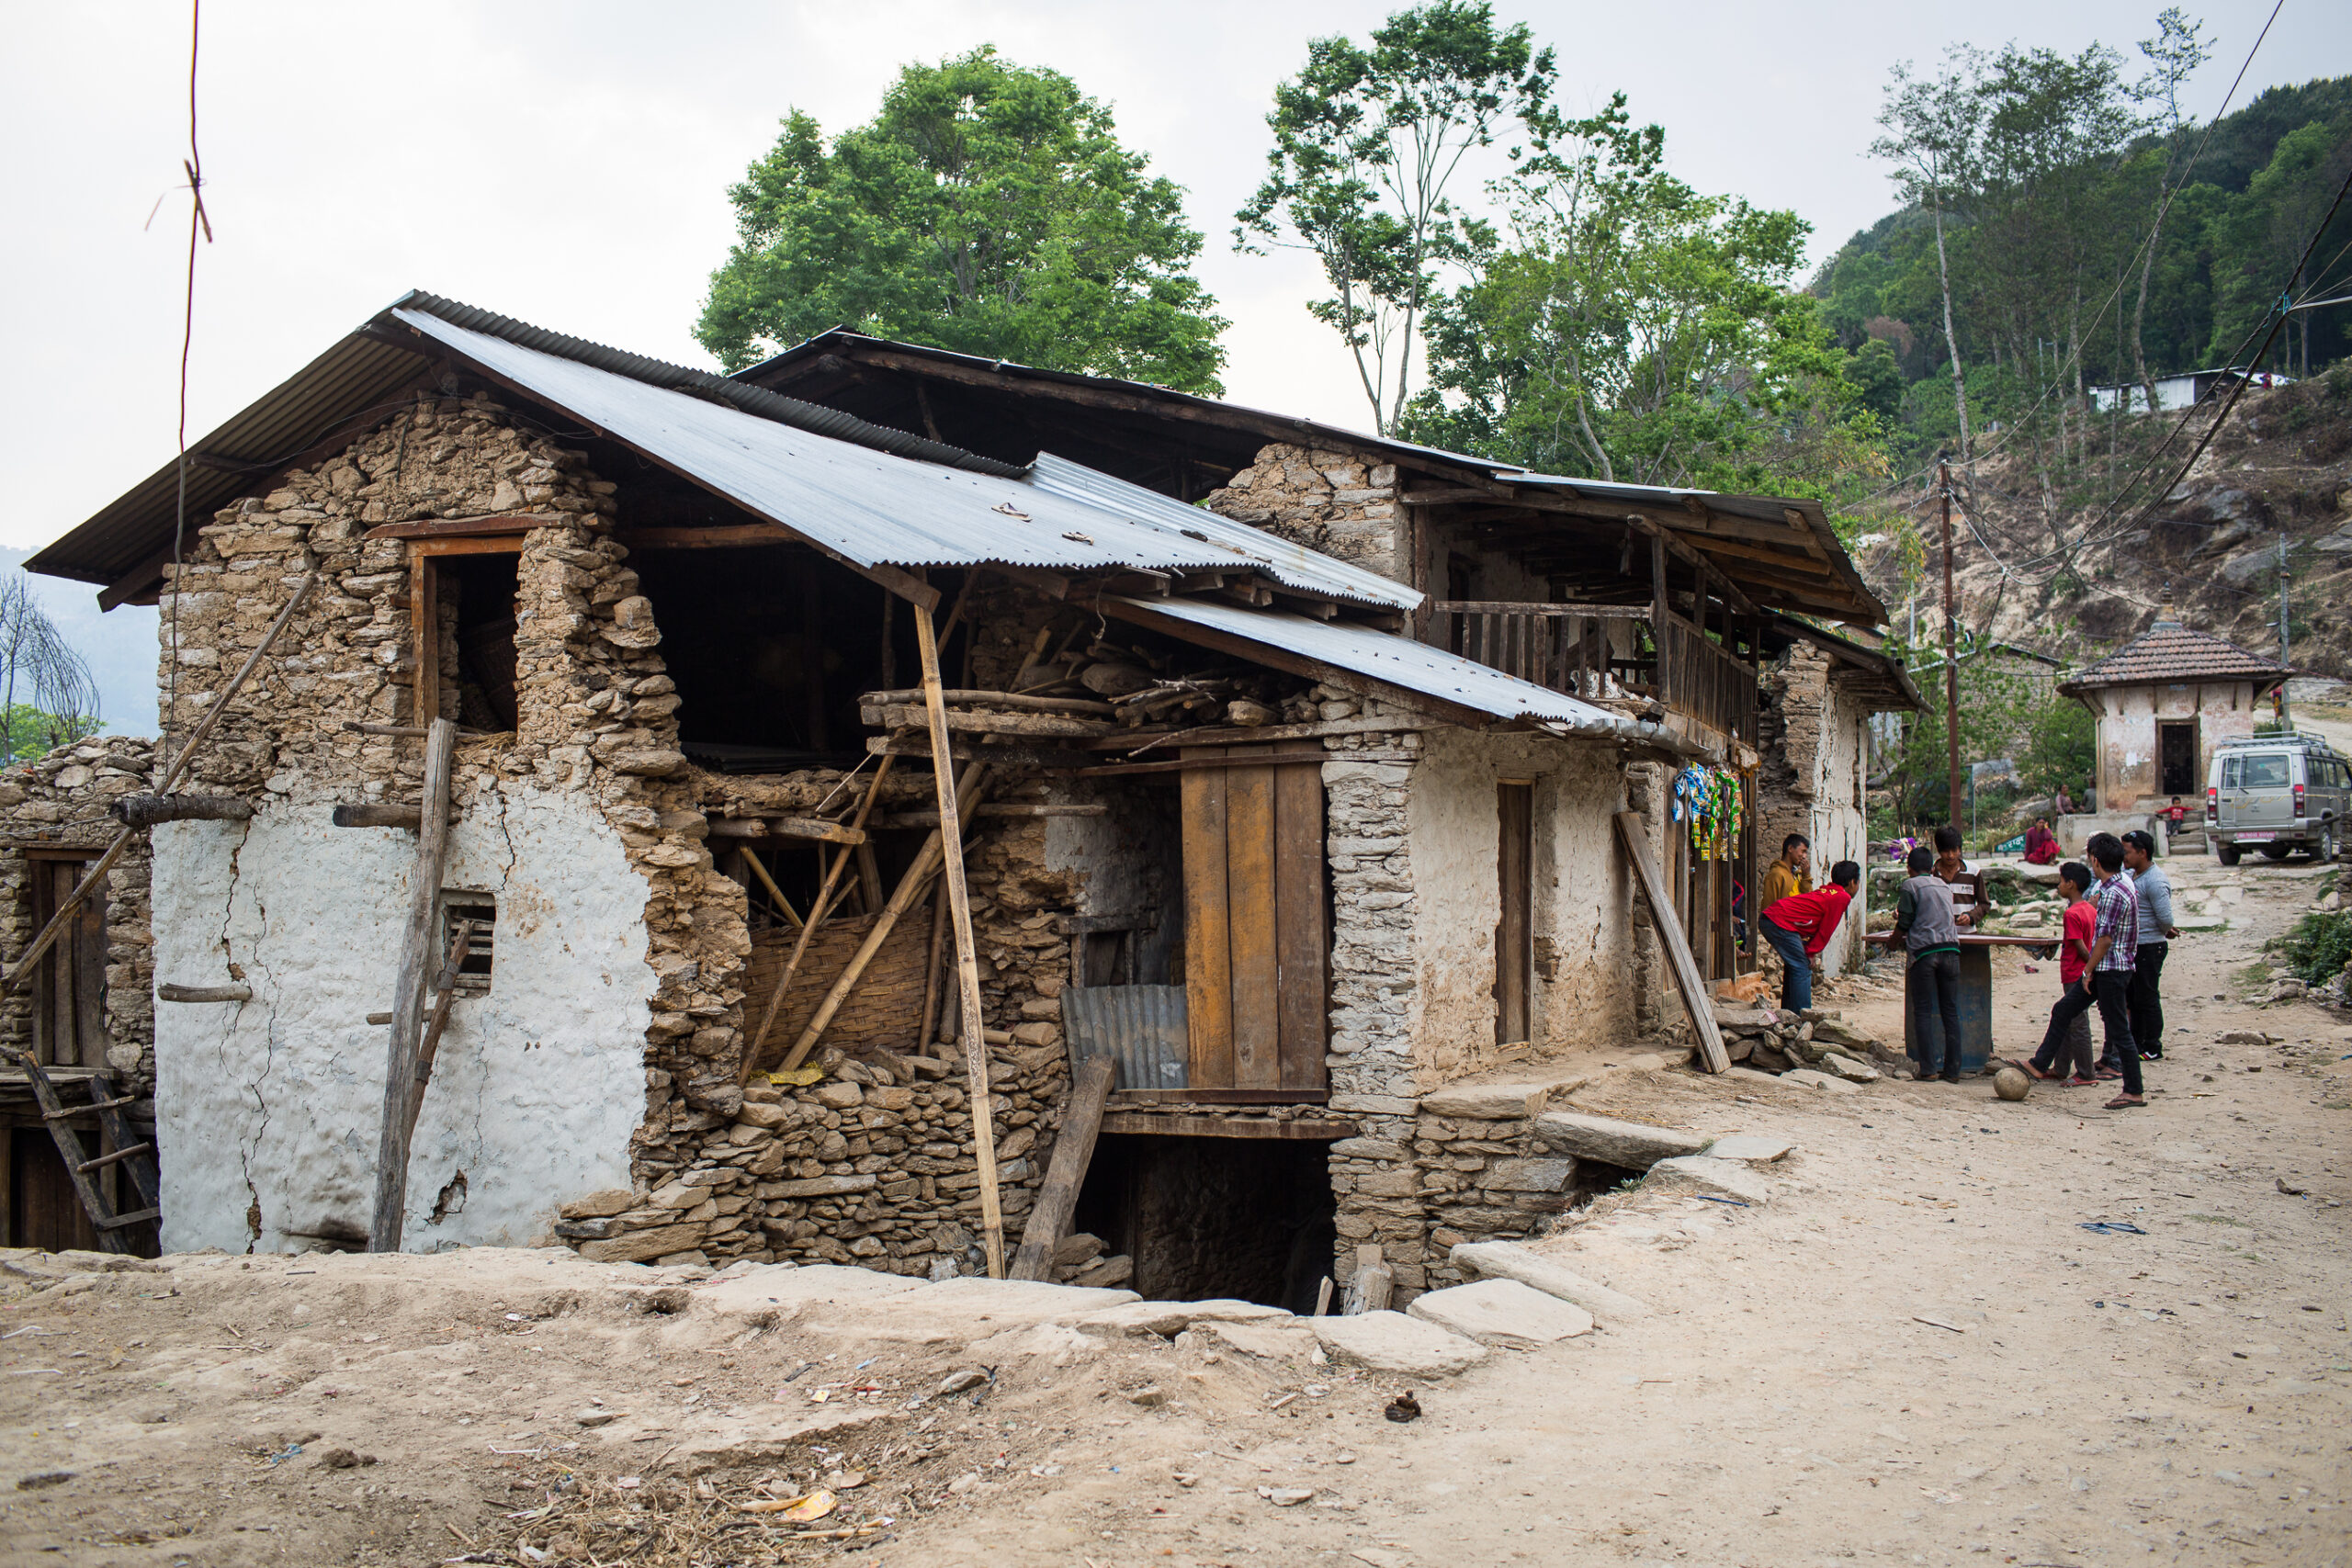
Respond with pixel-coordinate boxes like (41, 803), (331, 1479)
(736, 754), (896, 1085)
(739, 845), (802, 928)
(4, 573), (317, 998)
(369, 716), (458, 1252)
(916, 883), (948, 1057)
(773, 762), (986, 1074)
(914, 600), (1005, 1279)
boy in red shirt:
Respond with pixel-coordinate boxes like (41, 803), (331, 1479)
(1758, 860), (1860, 1013)
(2014, 862), (2098, 1085)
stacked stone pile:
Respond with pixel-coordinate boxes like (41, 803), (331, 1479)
(1711, 1004), (1897, 1079)
(1204, 445), (1401, 580)
(560, 1038), (1068, 1273)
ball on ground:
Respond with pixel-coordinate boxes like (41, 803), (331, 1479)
(1993, 1066), (2032, 1101)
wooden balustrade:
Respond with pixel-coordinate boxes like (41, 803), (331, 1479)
(1435, 600), (1756, 746)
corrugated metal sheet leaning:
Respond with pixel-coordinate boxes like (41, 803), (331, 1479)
(1060, 985), (1189, 1092)
(1112, 595), (1717, 760)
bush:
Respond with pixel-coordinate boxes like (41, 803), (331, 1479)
(2268, 909), (2352, 986)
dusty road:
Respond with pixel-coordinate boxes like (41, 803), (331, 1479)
(3, 846), (2346, 1568)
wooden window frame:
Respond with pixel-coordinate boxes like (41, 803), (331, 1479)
(1496, 780), (1533, 1047)
(409, 536), (526, 728)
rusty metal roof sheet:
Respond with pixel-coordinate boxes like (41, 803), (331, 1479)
(2059, 618), (2290, 692)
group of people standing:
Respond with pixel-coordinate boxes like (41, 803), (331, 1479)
(2005, 828), (2172, 1111)
(1753, 822), (2173, 1113)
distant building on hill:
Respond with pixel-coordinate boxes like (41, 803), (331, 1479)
(2087, 367), (2295, 414)
(2058, 594), (2290, 809)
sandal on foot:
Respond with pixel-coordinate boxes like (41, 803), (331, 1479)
(2063, 1076), (2099, 1087)
(2104, 1093), (2145, 1110)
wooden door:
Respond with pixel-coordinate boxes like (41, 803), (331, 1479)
(28, 855), (107, 1067)
(9, 1126), (99, 1252)
(1495, 783), (1532, 1046)
(1181, 747), (1328, 1094)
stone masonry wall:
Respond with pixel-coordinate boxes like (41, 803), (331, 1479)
(0, 735), (160, 1089)
(1204, 445), (1405, 581)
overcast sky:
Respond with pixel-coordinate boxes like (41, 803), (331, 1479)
(4, 0), (2345, 584)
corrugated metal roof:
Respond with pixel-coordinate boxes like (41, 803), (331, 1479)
(1023, 454), (1415, 610)
(392, 309), (1419, 607)
(1112, 594), (1704, 754)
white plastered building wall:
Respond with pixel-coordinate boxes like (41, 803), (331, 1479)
(150, 790), (651, 1254)
(2090, 681), (2263, 809)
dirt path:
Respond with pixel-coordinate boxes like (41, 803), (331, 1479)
(3, 852), (2346, 1568)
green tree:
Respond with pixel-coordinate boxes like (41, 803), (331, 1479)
(1236, 1), (1554, 434)
(2203, 118), (2352, 373)
(697, 47), (1227, 389)
(0, 576), (99, 768)
(2126, 7), (2213, 405)
(1871, 45), (1986, 468)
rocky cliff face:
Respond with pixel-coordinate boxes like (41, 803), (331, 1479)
(1856, 368), (2352, 676)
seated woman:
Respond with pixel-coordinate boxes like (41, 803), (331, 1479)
(2022, 818), (2061, 864)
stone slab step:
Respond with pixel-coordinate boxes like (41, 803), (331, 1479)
(1646, 1154), (1775, 1205)
(1532, 1111), (1708, 1169)
(1309, 1310), (1488, 1376)
(1703, 1134), (1794, 1163)
(1408, 1278), (1592, 1348)
(1780, 1067), (1861, 1094)
(1448, 1241), (1652, 1322)
(1064, 1299), (1292, 1338)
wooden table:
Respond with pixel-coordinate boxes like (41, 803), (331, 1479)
(1867, 933), (2057, 1073)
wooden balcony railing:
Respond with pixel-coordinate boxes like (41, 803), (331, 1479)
(1436, 601), (1757, 746)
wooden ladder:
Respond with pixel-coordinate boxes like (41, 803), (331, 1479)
(2, 1046), (160, 1253)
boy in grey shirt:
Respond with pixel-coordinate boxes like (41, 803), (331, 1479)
(2121, 830), (2177, 1061)
(1893, 845), (1964, 1081)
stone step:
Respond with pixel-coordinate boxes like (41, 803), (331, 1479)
(1532, 1111), (1708, 1169)
(1408, 1278), (1592, 1348)
(1309, 1310), (1488, 1376)
(1448, 1241), (1652, 1322)
(1646, 1154), (1775, 1204)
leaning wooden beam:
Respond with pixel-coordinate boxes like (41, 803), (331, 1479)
(737, 846), (802, 928)
(915, 601), (1007, 1280)
(917, 884), (948, 1059)
(108, 794), (254, 828)
(4, 573), (317, 998)
(773, 762), (986, 1074)
(403, 919), (477, 1133)
(1008, 1055), (1114, 1281)
(733, 755), (902, 1085)
(369, 716), (458, 1252)
(1611, 809), (1730, 1073)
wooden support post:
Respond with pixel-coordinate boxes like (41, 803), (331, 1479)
(1649, 531), (1670, 700)
(1008, 1055), (1114, 1281)
(917, 884), (949, 1058)
(775, 763), (986, 1073)
(369, 716), (458, 1252)
(1341, 1243), (1393, 1314)
(736, 755), (901, 1083)
(1612, 809), (1729, 1073)
(5, 574), (317, 998)
(916, 599), (1006, 1280)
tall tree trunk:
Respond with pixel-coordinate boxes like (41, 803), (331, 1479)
(1930, 196), (1973, 470)
(2132, 218), (2161, 412)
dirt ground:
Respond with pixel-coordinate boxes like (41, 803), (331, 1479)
(3, 849), (2346, 1568)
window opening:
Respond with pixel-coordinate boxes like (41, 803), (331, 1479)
(1496, 781), (1533, 1046)
(440, 893), (496, 992)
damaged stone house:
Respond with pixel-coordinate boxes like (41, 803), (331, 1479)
(2, 295), (1911, 1304)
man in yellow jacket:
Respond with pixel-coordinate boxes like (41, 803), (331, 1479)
(1759, 833), (1812, 910)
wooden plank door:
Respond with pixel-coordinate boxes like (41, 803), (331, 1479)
(1182, 747), (1329, 1094)
(28, 855), (106, 1067)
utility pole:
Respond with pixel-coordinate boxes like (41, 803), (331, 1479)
(2278, 528), (2292, 728)
(1939, 459), (1962, 831)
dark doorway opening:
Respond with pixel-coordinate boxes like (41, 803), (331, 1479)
(1072, 1134), (1336, 1313)
(2158, 720), (2199, 798)
(438, 550), (522, 732)
(8, 1125), (98, 1252)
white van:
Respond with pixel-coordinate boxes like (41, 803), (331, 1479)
(2206, 732), (2352, 864)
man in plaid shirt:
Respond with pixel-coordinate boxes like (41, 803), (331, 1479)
(2018, 833), (2144, 1109)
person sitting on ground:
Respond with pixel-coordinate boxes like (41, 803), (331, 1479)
(2022, 818), (2061, 865)
(1758, 860), (1861, 1014)
(2014, 862), (2099, 1085)
(2019, 836), (2145, 1110)
(1759, 833), (1812, 909)
(1893, 846), (1964, 1083)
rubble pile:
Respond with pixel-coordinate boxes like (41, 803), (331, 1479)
(1710, 1004), (1897, 1080)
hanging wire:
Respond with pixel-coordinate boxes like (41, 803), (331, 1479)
(165, 0), (210, 758)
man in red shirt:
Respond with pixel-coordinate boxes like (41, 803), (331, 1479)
(1758, 860), (1860, 1013)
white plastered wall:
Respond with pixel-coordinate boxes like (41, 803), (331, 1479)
(2093, 682), (2262, 809)
(1406, 729), (1642, 1085)
(150, 789), (651, 1254)
(1811, 678), (1874, 977)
